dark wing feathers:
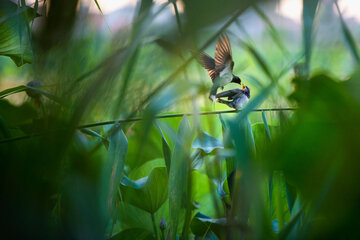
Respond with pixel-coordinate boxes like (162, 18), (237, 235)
(215, 34), (234, 68)
(197, 34), (234, 81)
(215, 89), (242, 99)
(198, 52), (216, 81)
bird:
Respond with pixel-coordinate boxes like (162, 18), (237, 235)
(216, 84), (250, 109)
(197, 34), (241, 101)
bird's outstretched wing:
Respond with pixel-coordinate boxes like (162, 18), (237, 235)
(215, 34), (234, 70)
(216, 89), (243, 99)
(197, 52), (216, 81)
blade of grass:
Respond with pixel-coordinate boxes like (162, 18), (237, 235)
(334, 0), (359, 65)
(261, 111), (271, 141)
(302, 0), (319, 77)
(0, 85), (27, 99)
(253, 5), (290, 58)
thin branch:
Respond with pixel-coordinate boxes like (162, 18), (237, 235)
(0, 107), (296, 144)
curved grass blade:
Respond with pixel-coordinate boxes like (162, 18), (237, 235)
(279, 208), (303, 240)
(253, 5), (289, 58)
(302, 0), (319, 77)
(334, 1), (359, 65)
(0, 85), (27, 99)
(261, 111), (271, 141)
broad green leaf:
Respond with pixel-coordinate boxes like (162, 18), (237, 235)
(110, 228), (155, 240)
(190, 212), (226, 239)
(128, 158), (165, 180)
(0, 2), (38, 66)
(169, 116), (193, 239)
(192, 131), (223, 155)
(120, 167), (168, 214)
(102, 128), (128, 215)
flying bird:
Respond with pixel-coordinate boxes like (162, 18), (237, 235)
(216, 84), (250, 109)
(197, 34), (241, 101)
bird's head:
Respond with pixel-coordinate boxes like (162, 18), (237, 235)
(241, 84), (250, 98)
(232, 75), (241, 85)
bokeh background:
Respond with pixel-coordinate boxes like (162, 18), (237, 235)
(1, 0), (360, 239)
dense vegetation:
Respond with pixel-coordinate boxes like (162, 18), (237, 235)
(1, 0), (360, 239)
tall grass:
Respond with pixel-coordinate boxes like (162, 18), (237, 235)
(1, 0), (360, 239)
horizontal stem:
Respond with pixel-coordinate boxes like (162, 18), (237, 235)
(0, 107), (296, 144)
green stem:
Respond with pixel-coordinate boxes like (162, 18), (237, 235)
(151, 213), (159, 240)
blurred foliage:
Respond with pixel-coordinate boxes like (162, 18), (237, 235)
(1, 0), (360, 239)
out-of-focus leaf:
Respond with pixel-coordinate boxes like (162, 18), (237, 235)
(190, 212), (226, 239)
(253, 5), (289, 58)
(80, 128), (106, 140)
(285, 182), (297, 214)
(262, 111), (272, 141)
(101, 128), (128, 214)
(80, 128), (109, 148)
(302, 0), (319, 76)
(279, 208), (303, 240)
(169, 116), (192, 239)
(155, 122), (171, 175)
(26, 86), (64, 104)
(120, 167), (168, 214)
(128, 158), (165, 180)
(183, 0), (261, 33)
(0, 100), (37, 126)
(334, 1), (359, 65)
(0, 85), (27, 99)
(110, 228), (155, 240)
(0, 1), (38, 66)
(241, 42), (274, 81)
(192, 131), (223, 154)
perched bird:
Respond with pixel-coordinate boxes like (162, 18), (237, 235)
(197, 34), (241, 101)
(216, 84), (250, 109)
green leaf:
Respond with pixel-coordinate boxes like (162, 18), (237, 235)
(261, 111), (272, 141)
(0, 2), (38, 66)
(155, 122), (172, 175)
(101, 128), (128, 215)
(169, 116), (193, 239)
(302, 0), (319, 76)
(120, 167), (168, 214)
(128, 158), (165, 180)
(253, 5), (289, 58)
(279, 208), (303, 240)
(110, 228), (155, 240)
(190, 212), (226, 239)
(0, 85), (27, 99)
(192, 131), (223, 154)
(334, 1), (359, 65)
(241, 42), (274, 82)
